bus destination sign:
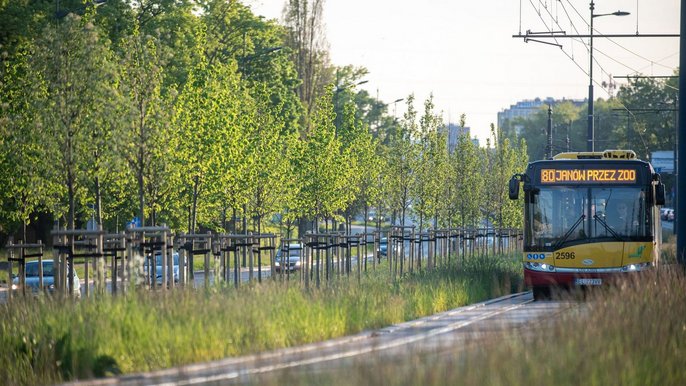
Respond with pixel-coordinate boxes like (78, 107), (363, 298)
(540, 168), (637, 184)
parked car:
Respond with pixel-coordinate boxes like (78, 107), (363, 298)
(661, 208), (674, 221)
(275, 244), (303, 272)
(660, 208), (669, 220)
(377, 237), (388, 257)
(11, 260), (81, 297)
(668, 209), (676, 222)
(367, 210), (385, 222)
(145, 251), (180, 285)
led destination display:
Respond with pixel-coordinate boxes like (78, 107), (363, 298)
(540, 168), (637, 184)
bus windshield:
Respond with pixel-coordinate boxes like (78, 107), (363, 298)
(526, 186), (651, 248)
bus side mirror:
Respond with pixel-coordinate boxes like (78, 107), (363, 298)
(655, 183), (666, 206)
(509, 176), (520, 200)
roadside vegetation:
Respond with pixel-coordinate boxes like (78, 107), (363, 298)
(0, 253), (522, 385)
(253, 245), (686, 386)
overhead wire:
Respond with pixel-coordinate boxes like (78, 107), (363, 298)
(529, 0), (588, 76)
(558, 0), (636, 86)
(592, 48), (641, 75)
(555, 1), (674, 91)
(525, 0), (652, 156)
(563, 0), (676, 76)
(634, 52), (679, 75)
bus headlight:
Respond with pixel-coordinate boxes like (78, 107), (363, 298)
(525, 262), (556, 272)
(622, 262), (651, 272)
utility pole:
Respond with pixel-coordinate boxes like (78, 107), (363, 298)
(587, 1), (595, 152)
(678, 0), (686, 266)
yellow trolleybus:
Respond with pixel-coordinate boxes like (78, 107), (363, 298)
(509, 150), (666, 299)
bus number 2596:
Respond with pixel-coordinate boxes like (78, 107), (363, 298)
(555, 252), (576, 260)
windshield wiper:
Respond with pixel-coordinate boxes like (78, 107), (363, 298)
(593, 214), (624, 241)
(554, 214), (585, 249)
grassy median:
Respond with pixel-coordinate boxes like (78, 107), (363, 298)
(0, 253), (523, 385)
(259, 265), (686, 386)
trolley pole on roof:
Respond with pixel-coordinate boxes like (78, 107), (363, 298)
(546, 103), (553, 159)
(677, 0), (686, 267)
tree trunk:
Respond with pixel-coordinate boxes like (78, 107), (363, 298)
(95, 175), (103, 227)
(137, 168), (145, 227)
(191, 175), (199, 234)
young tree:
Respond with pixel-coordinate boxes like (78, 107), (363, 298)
(447, 121), (484, 229)
(32, 15), (118, 230)
(386, 95), (418, 229)
(483, 125), (528, 229)
(291, 87), (347, 231)
(0, 43), (60, 239)
(411, 95), (447, 232)
(246, 91), (291, 234)
(172, 58), (248, 233)
(119, 28), (177, 227)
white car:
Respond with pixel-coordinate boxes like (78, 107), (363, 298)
(275, 244), (303, 272)
(12, 260), (81, 297)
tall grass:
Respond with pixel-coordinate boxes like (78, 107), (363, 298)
(261, 265), (686, 386)
(0, 253), (522, 385)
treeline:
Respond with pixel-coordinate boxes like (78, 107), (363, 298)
(0, 0), (528, 242)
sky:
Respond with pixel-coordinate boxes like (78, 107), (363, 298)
(246, 0), (680, 144)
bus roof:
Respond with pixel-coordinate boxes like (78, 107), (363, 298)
(552, 150), (637, 160)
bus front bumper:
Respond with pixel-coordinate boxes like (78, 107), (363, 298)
(524, 263), (651, 287)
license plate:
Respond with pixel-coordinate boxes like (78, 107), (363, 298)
(575, 278), (602, 286)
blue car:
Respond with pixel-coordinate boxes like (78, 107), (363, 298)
(145, 252), (180, 285)
(377, 237), (388, 257)
(12, 260), (81, 298)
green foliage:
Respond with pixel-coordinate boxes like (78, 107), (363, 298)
(385, 95), (418, 226)
(0, 42), (60, 234)
(616, 74), (678, 159)
(1, 0), (538, 241)
(118, 28), (177, 227)
(483, 125), (528, 228)
(246, 92), (291, 232)
(447, 128), (484, 228)
(173, 58), (250, 232)
(30, 14), (119, 229)
(201, 0), (302, 133)
(291, 88), (350, 224)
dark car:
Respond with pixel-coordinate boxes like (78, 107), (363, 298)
(275, 244), (303, 272)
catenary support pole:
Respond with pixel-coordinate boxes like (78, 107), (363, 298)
(677, 0), (686, 266)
